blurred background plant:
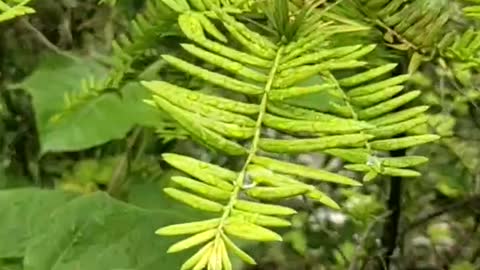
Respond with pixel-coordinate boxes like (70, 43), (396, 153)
(0, 0), (479, 270)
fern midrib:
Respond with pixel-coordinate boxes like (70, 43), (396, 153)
(374, 19), (419, 51)
(215, 46), (285, 236)
(351, 0), (421, 51)
(329, 72), (373, 153)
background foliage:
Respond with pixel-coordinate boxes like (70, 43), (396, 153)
(0, 0), (479, 269)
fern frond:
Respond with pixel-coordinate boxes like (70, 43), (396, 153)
(0, 0), (34, 23)
(61, 0), (256, 118)
(333, 0), (451, 53)
(105, 0), (179, 88)
(141, 1), (439, 268)
(318, 62), (440, 182)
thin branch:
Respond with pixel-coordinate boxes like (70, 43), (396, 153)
(401, 195), (480, 236)
(379, 152), (405, 270)
(107, 127), (142, 197)
(18, 18), (73, 58)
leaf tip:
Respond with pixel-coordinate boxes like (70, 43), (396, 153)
(155, 227), (169, 236)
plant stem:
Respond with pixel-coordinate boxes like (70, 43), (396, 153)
(107, 127), (142, 197)
(215, 47), (284, 236)
(379, 149), (405, 269)
(19, 18), (73, 58)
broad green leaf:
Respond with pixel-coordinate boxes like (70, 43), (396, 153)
(0, 170), (30, 189)
(20, 55), (133, 153)
(20, 62), (164, 154)
(23, 192), (195, 270)
(121, 82), (170, 128)
(0, 189), (77, 258)
(0, 259), (23, 270)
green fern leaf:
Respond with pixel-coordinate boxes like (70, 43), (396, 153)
(139, 1), (441, 267)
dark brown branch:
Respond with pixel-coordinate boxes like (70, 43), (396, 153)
(18, 18), (72, 58)
(379, 149), (406, 269)
(379, 175), (403, 269)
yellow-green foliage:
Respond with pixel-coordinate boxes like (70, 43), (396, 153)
(0, 0), (34, 23)
(139, 0), (441, 269)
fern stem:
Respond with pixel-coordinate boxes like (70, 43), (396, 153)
(373, 19), (419, 51)
(351, 0), (419, 51)
(215, 47), (285, 236)
(327, 72), (373, 154)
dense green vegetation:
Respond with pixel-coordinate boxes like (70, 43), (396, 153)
(0, 0), (479, 269)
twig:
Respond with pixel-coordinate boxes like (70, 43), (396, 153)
(401, 195), (480, 237)
(18, 18), (73, 58)
(379, 152), (405, 270)
(107, 127), (142, 197)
